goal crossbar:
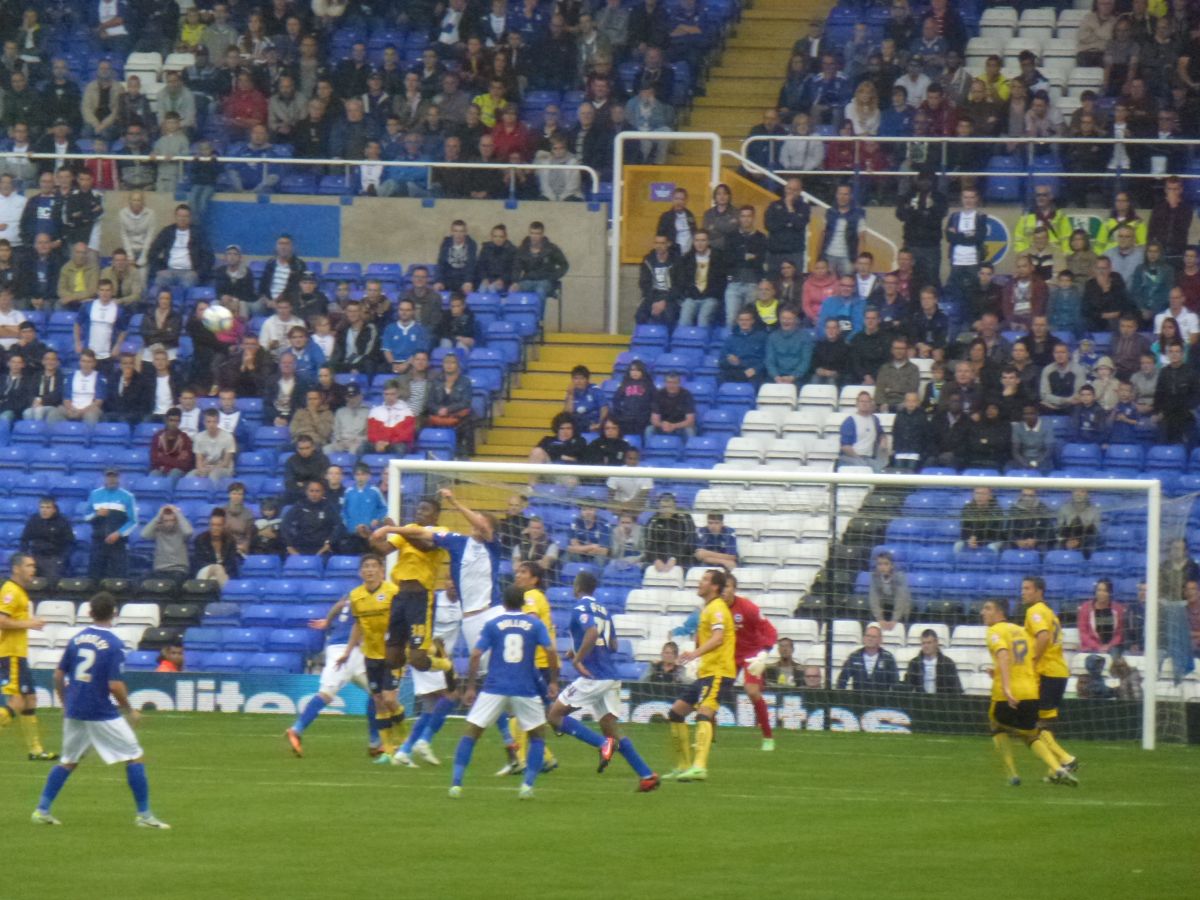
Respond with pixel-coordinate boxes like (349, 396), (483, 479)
(387, 459), (1163, 749)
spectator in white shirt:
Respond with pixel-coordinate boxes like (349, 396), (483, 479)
(0, 173), (27, 246)
(260, 297), (304, 358)
(119, 190), (156, 268)
(606, 446), (654, 505)
(1154, 288), (1200, 346)
(47, 348), (105, 425)
(778, 113), (825, 173)
(0, 287), (27, 349)
(177, 387), (201, 436)
(190, 408), (237, 481)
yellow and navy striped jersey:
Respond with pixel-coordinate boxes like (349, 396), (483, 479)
(387, 526), (448, 589)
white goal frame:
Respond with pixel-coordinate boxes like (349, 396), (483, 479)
(388, 460), (1164, 749)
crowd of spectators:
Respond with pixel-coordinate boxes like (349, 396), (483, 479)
(0, 0), (731, 202)
(752, 1), (1200, 206)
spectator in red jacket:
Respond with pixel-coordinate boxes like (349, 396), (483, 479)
(1078, 578), (1127, 655)
(1000, 254), (1048, 332)
(491, 105), (533, 161)
(150, 407), (195, 479)
(367, 380), (416, 453)
(223, 70), (268, 139)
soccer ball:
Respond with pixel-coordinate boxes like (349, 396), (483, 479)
(202, 305), (235, 334)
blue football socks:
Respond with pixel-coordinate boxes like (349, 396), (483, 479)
(37, 765), (72, 812)
(452, 735), (477, 786)
(559, 716), (605, 748)
(126, 762), (150, 814)
(293, 694), (326, 734)
(618, 737), (653, 778)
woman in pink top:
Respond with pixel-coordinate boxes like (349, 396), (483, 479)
(801, 257), (838, 323)
(1077, 578), (1127, 654)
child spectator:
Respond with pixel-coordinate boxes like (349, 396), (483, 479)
(564, 364), (607, 433)
(250, 498), (286, 558)
(1069, 384), (1108, 443)
(339, 463), (388, 554)
(1047, 269), (1084, 337)
(150, 408), (194, 479)
(609, 360), (655, 438)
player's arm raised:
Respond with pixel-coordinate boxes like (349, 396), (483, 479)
(379, 523), (437, 550)
(679, 624), (726, 665)
(439, 488), (494, 541)
(995, 647), (1017, 708)
(337, 622), (363, 667)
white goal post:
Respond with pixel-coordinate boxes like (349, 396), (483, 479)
(388, 459), (1165, 750)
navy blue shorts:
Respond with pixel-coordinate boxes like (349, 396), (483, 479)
(0, 656), (33, 697)
(1038, 675), (1068, 718)
(364, 658), (398, 695)
(385, 587), (433, 651)
(677, 675), (732, 712)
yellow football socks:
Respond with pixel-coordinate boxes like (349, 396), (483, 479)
(669, 722), (692, 770)
(19, 713), (43, 754)
(378, 725), (394, 753)
(1029, 734), (1061, 774)
(1039, 729), (1074, 765)
(0, 706), (12, 727)
(693, 719), (714, 770)
(992, 733), (1017, 779)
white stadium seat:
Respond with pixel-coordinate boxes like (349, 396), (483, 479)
(781, 409), (826, 436)
(908, 622), (950, 646)
(625, 589), (670, 613)
(1018, 7), (1057, 29)
(36, 600), (75, 625)
(757, 383), (797, 408)
(951, 625), (989, 646)
(642, 567), (683, 589)
(838, 384), (873, 409)
(118, 603), (161, 627)
(775, 618), (821, 643)
(741, 409), (783, 437)
(798, 383), (837, 409)
(832, 619), (862, 645)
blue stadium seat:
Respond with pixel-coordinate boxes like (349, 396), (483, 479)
(222, 579), (263, 603)
(1146, 444), (1186, 472)
(547, 587), (574, 609)
(266, 628), (313, 655)
(998, 548), (1040, 572)
(670, 326), (708, 351)
(594, 586), (628, 613)
(252, 425), (291, 450)
(202, 602), (242, 626)
(237, 605), (282, 628)
(174, 476), (214, 501)
(1043, 549), (1084, 575)
(184, 626), (222, 651)
(631, 324), (669, 353)
(237, 452), (274, 476)
(910, 545), (952, 571)
(246, 652), (303, 674)
(683, 434), (726, 464)
(484, 321), (522, 366)
(282, 554), (324, 577)
(91, 422), (131, 445)
(955, 548), (998, 571)
(10, 420), (48, 445)
(699, 407), (738, 436)
(124, 650), (161, 671)
(601, 561), (642, 588)
(940, 572), (982, 599)
(715, 382), (756, 416)
(416, 428), (456, 458)
(324, 555), (360, 576)
(907, 571), (941, 601)
(885, 518), (927, 544)
(1060, 442), (1102, 468)
(645, 433), (684, 460)
(49, 421), (92, 447)
(220, 627), (270, 652)
(29, 447), (74, 472)
(200, 651), (252, 672)
(1103, 444), (1144, 471)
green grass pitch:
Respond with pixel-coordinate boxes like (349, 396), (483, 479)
(3, 711), (1197, 899)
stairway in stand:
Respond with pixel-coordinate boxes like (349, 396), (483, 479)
(446, 332), (628, 522)
(675, 0), (829, 165)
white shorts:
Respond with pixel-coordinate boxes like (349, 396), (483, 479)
(61, 716), (143, 765)
(410, 606), (466, 696)
(462, 606), (505, 668)
(465, 692), (545, 732)
(557, 678), (622, 721)
(318, 644), (367, 697)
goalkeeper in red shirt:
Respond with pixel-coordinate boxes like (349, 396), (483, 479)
(723, 575), (778, 751)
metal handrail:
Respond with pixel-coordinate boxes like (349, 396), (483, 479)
(0, 150), (603, 195)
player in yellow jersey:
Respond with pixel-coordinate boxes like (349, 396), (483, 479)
(336, 556), (405, 759)
(0, 553), (57, 760)
(981, 599), (1077, 787)
(665, 569), (735, 783)
(369, 496), (452, 678)
(498, 561), (560, 776)
(1020, 576), (1079, 774)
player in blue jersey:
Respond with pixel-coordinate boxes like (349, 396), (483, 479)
(449, 584), (559, 800)
(547, 571), (660, 792)
(286, 595), (382, 758)
(32, 592), (170, 828)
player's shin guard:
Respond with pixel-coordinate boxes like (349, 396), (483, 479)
(1028, 734), (1061, 775)
(617, 737), (654, 779)
(524, 738), (545, 788)
(293, 694), (327, 735)
(126, 762), (150, 815)
(365, 697), (380, 746)
(992, 733), (1018, 779)
(559, 716), (605, 749)
(19, 710), (43, 754)
(37, 765), (71, 812)
(451, 735), (477, 786)
(668, 712), (692, 770)
(752, 696), (773, 739)
(1038, 728), (1074, 765)
(693, 719), (714, 770)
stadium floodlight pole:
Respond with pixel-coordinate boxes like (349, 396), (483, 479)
(608, 131), (722, 335)
(390, 458), (1163, 749)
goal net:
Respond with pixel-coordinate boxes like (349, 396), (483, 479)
(388, 458), (1191, 748)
